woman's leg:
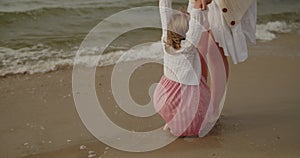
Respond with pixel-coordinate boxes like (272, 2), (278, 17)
(197, 31), (229, 81)
(218, 45), (229, 80)
(208, 30), (229, 80)
(197, 31), (228, 132)
(200, 53), (208, 81)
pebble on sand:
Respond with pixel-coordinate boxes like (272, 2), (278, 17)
(88, 153), (96, 158)
(80, 145), (87, 150)
(88, 150), (95, 154)
(88, 150), (96, 158)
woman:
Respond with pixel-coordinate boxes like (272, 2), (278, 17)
(189, 0), (257, 137)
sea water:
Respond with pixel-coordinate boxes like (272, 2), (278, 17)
(0, 0), (299, 76)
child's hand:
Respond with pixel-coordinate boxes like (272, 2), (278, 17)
(194, 0), (212, 10)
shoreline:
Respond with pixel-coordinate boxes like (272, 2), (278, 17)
(1, 32), (299, 78)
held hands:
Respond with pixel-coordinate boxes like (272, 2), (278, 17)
(194, 0), (212, 10)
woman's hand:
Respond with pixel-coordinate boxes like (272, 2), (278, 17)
(194, 0), (212, 10)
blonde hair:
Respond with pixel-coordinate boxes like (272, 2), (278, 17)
(165, 11), (190, 50)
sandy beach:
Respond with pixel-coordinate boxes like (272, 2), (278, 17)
(0, 33), (300, 158)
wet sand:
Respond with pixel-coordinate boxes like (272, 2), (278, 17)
(0, 33), (300, 158)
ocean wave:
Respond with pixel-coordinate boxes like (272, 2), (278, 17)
(0, 19), (299, 76)
(0, 0), (160, 13)
(0, 44), (73, 76)
(256, 21), (293, 41)
(0, 42), (163, 76)
(257, 12), (300, 24)
(0, 6), (125, 24)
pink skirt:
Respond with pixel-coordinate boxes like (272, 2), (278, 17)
(153, 74), (210, 137)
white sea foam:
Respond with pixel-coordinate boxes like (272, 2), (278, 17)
(0, 42), (164, 76)
(0, 46), (74, 76)
(256, 21), (291, 41)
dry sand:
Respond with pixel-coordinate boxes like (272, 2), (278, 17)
(0, 33), (300, 158)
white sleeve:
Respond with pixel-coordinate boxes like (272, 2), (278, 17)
(187, 0), (195, 13)
(181, 8), (208, 52)
(159, 0), (173, 41)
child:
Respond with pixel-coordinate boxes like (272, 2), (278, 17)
(153, 0), (210, 137)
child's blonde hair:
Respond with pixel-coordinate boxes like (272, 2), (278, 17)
(166, 11), (190, 50)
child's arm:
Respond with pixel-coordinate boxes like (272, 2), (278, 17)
(188, 0), (212, 12)
(182, 2), (208, 52)
(187, 0), (195, 13)
(159, 0), (173, 42)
